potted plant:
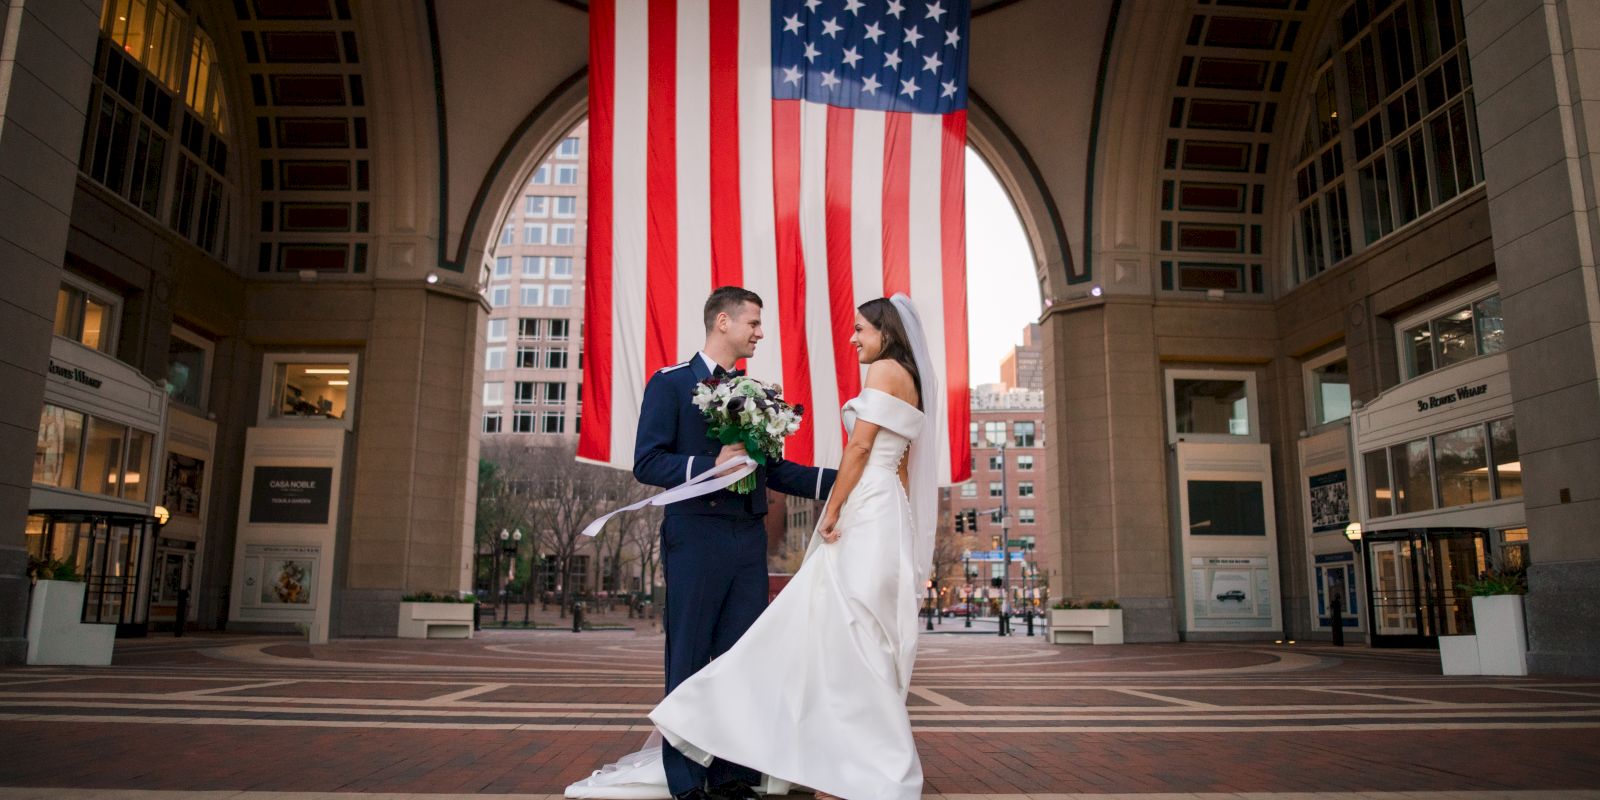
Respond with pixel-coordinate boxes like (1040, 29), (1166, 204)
(397, 592), (477, 639)
(1457, 570), (1528, 676)
(1047, 598), (1123, 645)
(25, 557), (115, 666)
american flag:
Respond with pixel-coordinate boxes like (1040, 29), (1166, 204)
(579, 0), (972, 484)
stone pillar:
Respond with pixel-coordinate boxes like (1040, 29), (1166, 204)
(0, 0), (101, 664)
(1042, 298), (1177, 642)
(1464, 0), (1600, 675)
(337, 284), (483, 636)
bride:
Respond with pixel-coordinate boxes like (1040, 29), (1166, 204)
(569, 294), (940, 800)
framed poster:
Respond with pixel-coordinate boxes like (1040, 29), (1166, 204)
(164, 453), (206, 517)
(249, 466), (333, 524)
(241, 543), (320, 609)
(1308, 469), (1350, 533)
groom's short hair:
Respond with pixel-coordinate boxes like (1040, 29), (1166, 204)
(704, 286), (763, 331)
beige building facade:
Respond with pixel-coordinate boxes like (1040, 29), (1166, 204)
(3, 0), (1598, 674)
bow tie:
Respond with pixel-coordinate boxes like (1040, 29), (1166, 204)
(713, 365), (745, 379)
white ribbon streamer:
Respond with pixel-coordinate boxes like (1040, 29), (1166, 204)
(580, 457), (759, 538)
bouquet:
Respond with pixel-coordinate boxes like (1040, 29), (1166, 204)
(692, 374), (804, 494)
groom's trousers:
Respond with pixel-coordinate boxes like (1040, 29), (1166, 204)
(660, 512), (770, 795)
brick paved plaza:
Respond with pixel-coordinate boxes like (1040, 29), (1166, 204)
(2, 630), (1599, 800)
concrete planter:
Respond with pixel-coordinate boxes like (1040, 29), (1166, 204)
(1047, 608), (1124, 645)
(1471, 594), (1528, 676)
(1438, 634), (1481, 675)
(397, 601), (474, 639)
(26, 580), (115, 666)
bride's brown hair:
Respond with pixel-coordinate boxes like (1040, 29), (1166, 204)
(858, 298), (923, 410)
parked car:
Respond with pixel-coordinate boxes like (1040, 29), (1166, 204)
(1216, 589), (1247, 602)
(941, 602), (979, 617)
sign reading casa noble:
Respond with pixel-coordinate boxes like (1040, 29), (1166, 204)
(249, 466), (333, 524)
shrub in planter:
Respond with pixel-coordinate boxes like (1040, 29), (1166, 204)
(27, 557), (80, 583)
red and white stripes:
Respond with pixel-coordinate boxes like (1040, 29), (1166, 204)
(580, 0), (971, 485)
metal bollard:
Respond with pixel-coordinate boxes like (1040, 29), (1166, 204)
(473, 600), (482, 631)
(174, 588), (189, 638)
(1330, 592), (1344, 647)
(572, 601), (583, 633)
(1025, 609), (1034, 637)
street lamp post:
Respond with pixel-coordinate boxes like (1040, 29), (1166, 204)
(499, 528), (521, 625)
(962, 551), (973, 628)
(925, 579), (935, 631)
(984, 433), (1012, 637)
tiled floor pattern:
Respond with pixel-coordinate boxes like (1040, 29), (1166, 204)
(1, 632), (1598, 797)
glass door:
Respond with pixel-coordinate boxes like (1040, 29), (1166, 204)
(1364, 528), (1490, 646)
(1370, 539), (1420, 638)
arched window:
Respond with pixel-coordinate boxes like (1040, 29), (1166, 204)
(83, 0), (237, 262)
(1288, 0), (1481, 286)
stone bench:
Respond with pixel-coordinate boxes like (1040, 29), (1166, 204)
(397, 601), (474, 639)
(1047, 608), (1124, 645)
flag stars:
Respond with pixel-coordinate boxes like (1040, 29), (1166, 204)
(903, 25), (923, 47)
(803, 41), (821, 62)
(804, 0), (821, 12)
(820, 70), (841, 90)
(863, 21), (885, 44)
(843, 0), (866, 13)
(926, 1), (946, 22)
(886, 0), (906, 18)
(821, 17), (843, 38)
(783, 13), (804, 34)
(945, 27), (961, 48)
(922, 52), (943, 73)
(941, 79), (958, 98)
(900, 77), (921, 98)
(884, 50), (902, 70)
(842, 46), (863, 68)
(862, 74), (882, 95)
(783, 65), (804, 85)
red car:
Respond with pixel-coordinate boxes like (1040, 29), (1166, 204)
(941, 602), (980, 618)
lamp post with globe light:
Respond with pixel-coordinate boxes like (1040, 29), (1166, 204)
(498, 528), (521, 624)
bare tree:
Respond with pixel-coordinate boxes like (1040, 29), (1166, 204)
(476, 440), (546, 594)
(622, 501), (664, 616)
(517, 443), (622, 617)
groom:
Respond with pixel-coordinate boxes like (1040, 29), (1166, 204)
(634, 286), (837, 800)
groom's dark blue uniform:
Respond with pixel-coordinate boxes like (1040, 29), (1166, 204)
(634, 354), (836, 796)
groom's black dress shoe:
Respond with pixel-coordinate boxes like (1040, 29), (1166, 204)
(709, 780), (761, 800)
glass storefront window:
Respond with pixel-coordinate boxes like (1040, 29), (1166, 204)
(1500, 527), (1529, 572)
(34, 405), (85, 488)
(1392, 439), (1435, 515)
(271, 362), (351, 421)
(1490, 417), (1521, 499)
(1173, 379), (1250, 436)
(1433, 425), (1489, 507)
(1363, 448), (1392, 517)
(81, 417), (127, 497)
(1310, 358), (1351, 425)
(121, 429), (154, 502)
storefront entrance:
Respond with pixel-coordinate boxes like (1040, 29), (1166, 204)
(27, 510), (158, 637)
(1363, 527), (1488, 647)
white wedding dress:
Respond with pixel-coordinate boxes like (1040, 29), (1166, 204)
(567, 388), (927, 800)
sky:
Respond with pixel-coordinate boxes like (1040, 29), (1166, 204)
(964, 147), (1043, 387)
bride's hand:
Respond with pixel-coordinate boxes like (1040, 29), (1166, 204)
(819, 509), (842, 544)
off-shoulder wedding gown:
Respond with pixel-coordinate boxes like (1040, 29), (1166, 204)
(567, 388), (926, 800)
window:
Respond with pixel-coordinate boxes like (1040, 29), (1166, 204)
(485, 346), (505, 371)
(483, 382), (504, 406)
(556, 165), (579, 184)
(541, 411), (566, 433)
(513, 409), (535, 432)
(970, 422), (980, 447)
(548, 319), (571, 340)
(550, 284), (573, 307)
(55, 279), (119, 353)
(551, 256), (574, 277)
(1288, 0), (1480, 285)
(1499, 527), (1529, 572)
(524, 224), (546, 245)
(1018, 481), (1034, 498)
(1306, 351), (1351, 425)
(500, 225), (515, 246)
(1019, 508), (1035, 525)
(555, 196), (577, 217)
(164, 326), (211, 410)
(493, 256), (512, 278)
(33, 405), (85, 489)
(988, 482), (1003, 498)
(1017, 455), (1034, 471)
(960, 482), (977, 498)
(1013, 421), (1036, 447)
(987, 455), (1004, 471)
(522, 256), (545, 277)
(525, 195), (549, 217)
(1168, 370), (1256, 441)
(1434, 425), (1489, 507)
(519, 318), (542, 339)
(487, 318), (507, 342)
(1399, 291), (1504, 380)
(546, 349), (570, 369)
(520, 286), (544, 307)
(264, 358), (354, 424)
(1490, 417), (1520, 499)
(517, 347), (540, 369)
(1363, 417), (1518, 518)
(530, 165), (550, 184)
(981, 421), (1006, 446)
(490, 286), (509, 308)
(552, 224), (575, 245)
(514, 381), (535, 405)
(483, 411), (503, 433)
(1363, 448), (1393, 517)
(1391, 439), (1434, 514)
(542, 382), (567, 405)
(557, 136), (581, 158)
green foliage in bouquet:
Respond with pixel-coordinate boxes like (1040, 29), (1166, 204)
(694, 375), (805, 494)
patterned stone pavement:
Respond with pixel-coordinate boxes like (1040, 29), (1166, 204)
(2, 630), (1599, 799)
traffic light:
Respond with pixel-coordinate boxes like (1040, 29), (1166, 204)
(955, 513), (966, 533)
(965, 509), (977, 530)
